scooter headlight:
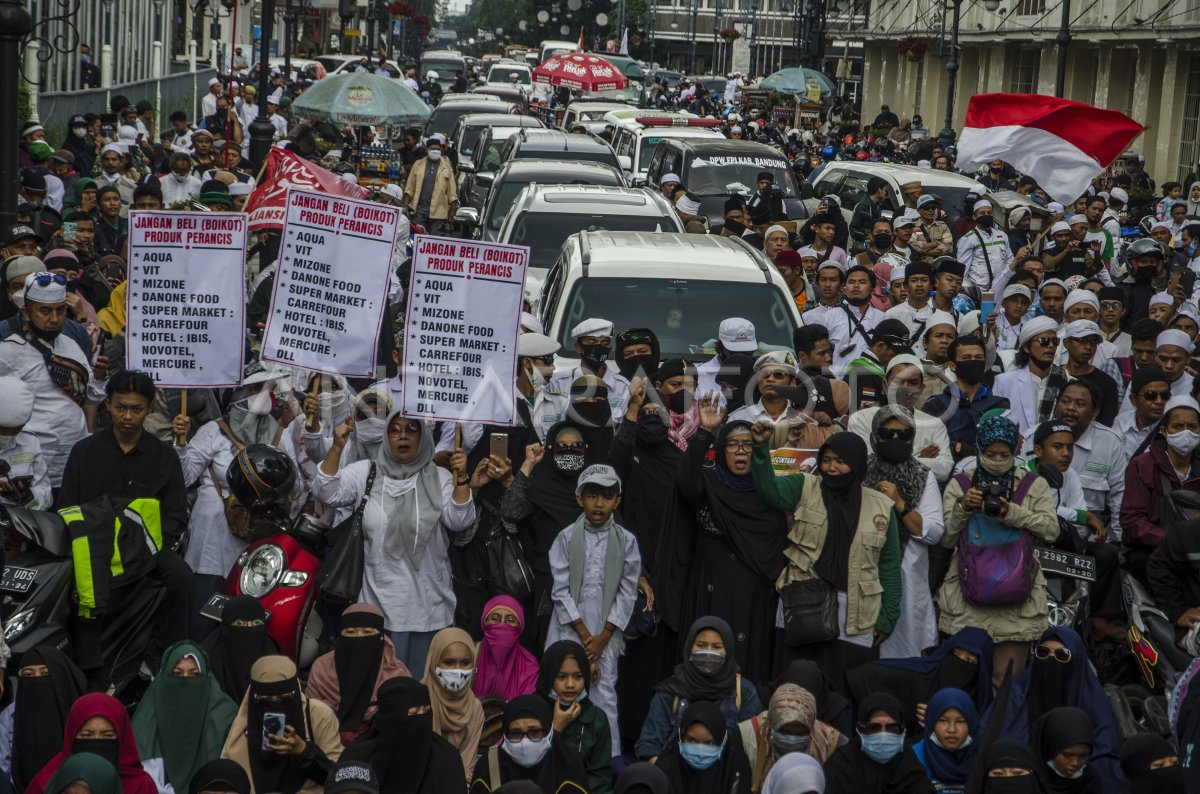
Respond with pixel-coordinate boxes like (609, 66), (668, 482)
(4, 609), (36, 643)
(240, 544), (285, 598)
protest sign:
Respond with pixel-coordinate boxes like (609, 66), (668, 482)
(125, 211), (247, 387)
(260, 188), (399, 378)
(401, 236), (528, 425)
(245, 148), (371, 231)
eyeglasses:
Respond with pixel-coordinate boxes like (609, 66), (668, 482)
(505, 727), (547, 742)
(1140, 390), (1170, 401)
(1100, 302), (1124, 310)
(860, 722), (904, 735)
(553, 442), (586, 454)
(1034, 645), (1072, 663)
(876, 427), (915, 442)
(30, 273), (66, 287)
(725, 440), (753, 452)
(1031, 336), (1058, 347)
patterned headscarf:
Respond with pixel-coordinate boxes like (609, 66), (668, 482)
(863, 405), (928, 509)
(976, 414), (1018, 452)
(768, 683), (817, 732)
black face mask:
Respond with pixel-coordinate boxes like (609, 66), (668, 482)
(579, 343), (610, 370)
(984, 773), (1038, 794)
(975, 215), (995, 230)
(665, 389), (690, 414)
(875, 438), (913, 464)
(72, 738), (120, 767)
(618, 352), (658, 380)
(568, 399), (610, 428)
(1135, 265), (1157, 283)
(935, 654), (980, 697)
(821, 469), (857, 496)
(954, 360), (987, 386)
(636, 413), (669, 446)
(873, 233), (893, 249)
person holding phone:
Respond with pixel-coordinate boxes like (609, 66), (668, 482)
(0, 375), (50, 508)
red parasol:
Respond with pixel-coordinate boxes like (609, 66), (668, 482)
(532, 53), (629, 93)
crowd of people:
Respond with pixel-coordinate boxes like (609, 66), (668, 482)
(4, 55), (1200, 794)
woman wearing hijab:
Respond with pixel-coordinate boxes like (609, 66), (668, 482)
(636, 616), (764, 761)
(740, 683), (842, 790)
(315, 409), (475, 673)
(615, 762), (670, 794)
(2, 646), (87, 791)
(469, 695), (588, 793)
(26, 692), (158, 794)
(44, 754), (121, 794)
(342, 677), (465, 793)
(656, 701), (752, 794)
(536, 641), (613, 794)
(846, 627), (994, 736)
(863, 406), (944, 659)
(984, 626), (1123, 792)
(1032, 707), (1101, 794)
(305, 603), (412, 743)
(823, 693), (933, 794)
(474, 595), (540, 701)
(176, 363), (302, 630)
(1187, 182), (1200, 219)
(422, 627), (485, 777)
(761, 753), (825, 794)
(981, 739), (1040, 794)
(202, 595), (278, 701)
(132, 642), (238, 793)
(303, 386), (393, 523)
(773, 660), (854, 735)
(220, 655), (342, 794)
(189, 759), (251, 794)
(937, 414), (1058, 687)
(1120, 734), (1185, 793)
(657, 405), (788, 685)
(61, 177), (96, 213)
(911, 688), (977, 793)
(749, 424), (902, 679)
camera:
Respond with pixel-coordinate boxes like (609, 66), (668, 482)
(973, 471), (1011, 517)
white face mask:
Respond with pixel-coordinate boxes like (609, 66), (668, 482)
(318, 391), (347, 414)
(356, 417), (386, 444)
(242, 389), (275, 416)
(526, 360), (547, 391)
(72, 127), (87, 139)
(0, 433), (17, 450)
(427, 149), (442, 161)
(502, 732), (553, 768)
(434, 666), (473, 693)
(1167, 429), (1200, 456)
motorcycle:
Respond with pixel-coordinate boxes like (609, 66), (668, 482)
(0, 505), (161, 699)
(203, 512), (330, 668)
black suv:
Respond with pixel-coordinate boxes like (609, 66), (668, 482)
(496, 129), (625, 174)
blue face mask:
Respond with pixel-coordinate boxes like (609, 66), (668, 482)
(771, 732), (811, 754)
(858, 730), (905, 764)
(679, 742), (723, 770)
(1048, 760), (1086, 779)
(548, 689), (588, 704)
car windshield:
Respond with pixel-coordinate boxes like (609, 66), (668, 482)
(489, 66), (530, 84)
(686, 153), (799, 197)
(557, 278), (797, 358)
(655, 71), (683, 88)
(428, 106), (496, 135)
(510, 212), (675, 268)
(578, 109), (616, 121)
(422, 61), (463, 81)
(459, 126), (487, 157)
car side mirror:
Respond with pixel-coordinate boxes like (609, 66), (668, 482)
(617, 155), (632, 172)
(476, 173), (494, 187)
(800, 180), (814, 200)
(632, 177), (647, 188)
(458, 162), (476, 175)
(455, 207), (480, 226)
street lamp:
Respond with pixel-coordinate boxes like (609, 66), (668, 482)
(283, 0), (296, 81)
(711, 0), (722, 76)
(249, 0), (277, 168)
(0, 0), (31, 231)
(688, 0), (698, 73)
(1055, 0), (1071, 97)
(938, 0), (962, 148)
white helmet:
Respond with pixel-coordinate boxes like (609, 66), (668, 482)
(877, 253), (909, 272)
(426, 70), (439, 80)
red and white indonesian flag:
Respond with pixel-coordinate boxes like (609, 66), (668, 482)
(957, 93), (1145, 203)
(245, 147), (371, 231)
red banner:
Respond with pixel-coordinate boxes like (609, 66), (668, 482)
(245, 147), (371, 231)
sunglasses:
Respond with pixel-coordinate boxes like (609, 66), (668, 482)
(530, 355), (555, 365)
(30, 273), (66, 287)
(1100, 301), (1124, 310)
(505, 728), (547, 742)
(1031, 336), (1058, 347)
(1140, 390), (1170, 401)
(552, 442), (586, 454)
(1034, 645), (1072, 663)
(860, 722), (904, 735)
(876, 427), (915, 442)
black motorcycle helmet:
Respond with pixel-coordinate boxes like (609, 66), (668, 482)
(1127, 238), (1166, 261)
(226, 444), (296, 510)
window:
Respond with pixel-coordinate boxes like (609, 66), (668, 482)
(1009, 49), (1040, 94)
(1012, 0), (1046, 14)
(1178, 56), (1200, 181)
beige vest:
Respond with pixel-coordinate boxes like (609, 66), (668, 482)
(777, 479), (895, 636)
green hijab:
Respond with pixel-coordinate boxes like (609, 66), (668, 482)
(45, 752), (122, 794)
(130, 642), (238, 792)
(63, 177), (96, 211)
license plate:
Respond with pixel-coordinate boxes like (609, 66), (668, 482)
(0, 566), (37, 594)
(1035, 547), (1097, 582)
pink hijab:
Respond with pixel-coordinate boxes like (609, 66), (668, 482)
(472, 595), (539, 701)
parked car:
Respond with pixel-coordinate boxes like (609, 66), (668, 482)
(448, 113), (543, 165)
(561, 101), (639, 134)
(610, 116), (725, 182)
(423, 98), (517, 137)
(497, 128), (626, 174)
(456, 123), (554, 211)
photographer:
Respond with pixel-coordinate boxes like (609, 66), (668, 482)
(936, 414), (1059, 687)
(0, 375), (51, 508)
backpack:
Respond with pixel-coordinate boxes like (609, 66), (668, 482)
(952, 472), (1039, 607)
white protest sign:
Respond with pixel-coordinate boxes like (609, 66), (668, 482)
(401, 235), (528, 425)
(261, 188), (399, 377)
(125, 211), (247, 387)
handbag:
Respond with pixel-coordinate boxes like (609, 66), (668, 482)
(779, 578), (839, 646)
(317, 463), (376, 605)
(482, 511), (535, 601)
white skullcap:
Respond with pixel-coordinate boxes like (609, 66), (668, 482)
(1176, 302), (1200, 323)
(1019, 315), (1060, 347)
(1158, 329), (1195, 354)
(0, 376), (34, 427)
(22, 271), (66, 304)
(1068, 214), (1088, 226)
(1164, 395), (1200, 418)
(1047, 202), (1065, 214)
(889, 266), (906, 285)
(339, 173), (359, 184)
(1150, 292), (1174, 308)
(926, 310), (958, 333)
(659, 172), (682, 186)
(1002, 284), (1032, 301)
(228, 181), (252, 196)
(1151, 220), (1172, 233)
(1111, 187), (1129, 204)
(1050, 221), (1071, 235)
(973, 199), (993, 213)
(520, 312), (544, 334)
(1039, 278), (1067, 294)
(796, 246), (819, 260)
(886, 353), (923, 375)
(517, 332), (559, 357)
(1064, 290), (1099, 311)
(764, 224), (789, 240)
(100, 143), (125, 157)
(571, 318), (613, 340)
(917, 159), (932, 168)
(1062, 319), (1102, 339)
(208, 77), (221, 87)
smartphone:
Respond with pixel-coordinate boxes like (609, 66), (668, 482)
(490, 432), (507, 461)
(61, 222), (77, 245)
(262, 713), (285, 750)
(979, 300), (995, 330)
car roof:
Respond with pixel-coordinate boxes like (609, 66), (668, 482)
(513, 185), (675, 215)
(616, 123), (723, 141)
(422, 50), (465, 58)
(568, 101), (635, 112)
(497, 158), (625, 178)
(565, 232), (773, 278)
(510, 129), (616, 151)
(661, 139), (788, 158)
(457, 113), (541, 127)
(822, 160), (980, 189)
(433, 100), (515, 113)
(439, 94), (503, 103)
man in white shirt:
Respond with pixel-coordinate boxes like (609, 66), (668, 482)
(992, 315), (1061, 437)
(532, 318), (631, 440)
(955, 198), (1011, 290)
(696, 317), (759, 398)
(201, 76), (223, 119)
(885, 260), (936, 342)
(1113, 367), (1170, 457)
(159, 151), (203, 206)
(826, 264), (886, 375)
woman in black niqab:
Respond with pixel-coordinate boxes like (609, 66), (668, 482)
(202, 595), (278, 701)
(10, 645), (88, 791)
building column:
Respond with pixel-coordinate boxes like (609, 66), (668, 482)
(1093, 45), (1112, 108)
(1153, 44), (1181, 183)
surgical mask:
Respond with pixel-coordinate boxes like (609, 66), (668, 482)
(679, 741), (724, 770)
(81, 54), (90, 63)
(548, 688), (588, 703)
(689, 649), (725, 676)
(172, 172), (190, 183)
(318, 391), (347, 413)
(0, 433), (17, 450)
(553, 453), (585, 472)
(242, 389), (275, 416)
(975, 215), (995, 230)
(72, 738), (119, 767)
(72, 127), (87, 139)
(930, 734), (973, 750)
(1167, 429), (1200, 456)
(356, 417), (386, 444)
(1048, 760), (1086, 780)
(979, 454), (1014, 476)
(503, 732), (553, 768)
(427, 150), (442, 161)
(579, 343), (610, 370)
(858, 730), (905, 764)
(525, 360), (547, 391)
(873, 233), (893, 249)
(954, 360), (986, 386)
(771, 732), (811, 754)
(434, 666), (473, 693)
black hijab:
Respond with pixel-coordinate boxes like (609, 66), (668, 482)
(188, 759), (251, 794)
(654, 616), (740, 702)
(773, 660), (853, 735)
(1120, 734), (1184, 793)
(813, 432), (869, 591)
(344, 677), (464, 794)
(12, 646), (88, 791)
(615, 762), (671, 794)
(1033, 707), (1101, 794)
(656, 701), (751, 794)
(981, 739), (1040, 794)
(535, 640), (591, 701)
(245, 671), (307, 794)
(526, 421), (594, 529)
(715, 354), (756, 413)
(823, 692), (931, 794)
(334, 608), (387, 732)
(203, 596), (278, 701)
(479, 695), (588, 793)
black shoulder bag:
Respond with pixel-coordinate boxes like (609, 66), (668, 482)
(317, 463), (376, 605)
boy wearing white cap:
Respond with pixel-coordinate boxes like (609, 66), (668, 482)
(954, 199), (1012, 290)
(0, 375), (51, 508)
(532, 318), (630, 441)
